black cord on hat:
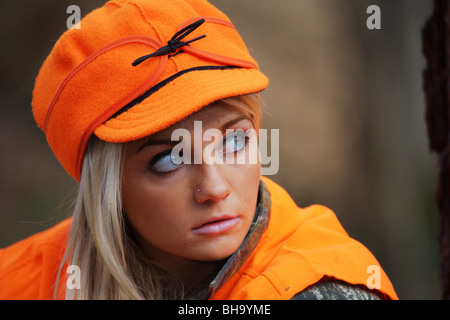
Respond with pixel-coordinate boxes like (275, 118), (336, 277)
(132, 19), (206, 66)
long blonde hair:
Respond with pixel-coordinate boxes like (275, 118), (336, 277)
(57, 94), (262, 299)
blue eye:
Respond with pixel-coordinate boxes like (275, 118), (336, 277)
(150, 150), (183, 173)
(221, 130), (247, 154)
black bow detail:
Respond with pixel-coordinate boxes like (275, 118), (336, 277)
(132, 19), (206, 66)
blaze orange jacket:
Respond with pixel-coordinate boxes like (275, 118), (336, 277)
(0, 177), (397, 299)
(211, 177), (397, 299)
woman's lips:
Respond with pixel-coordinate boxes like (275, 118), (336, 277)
(191, 216), (240, 235)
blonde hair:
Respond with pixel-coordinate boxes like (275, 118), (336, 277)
(56, 94), (262, 299)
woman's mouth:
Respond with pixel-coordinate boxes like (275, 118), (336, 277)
(191, 216), (240, 236)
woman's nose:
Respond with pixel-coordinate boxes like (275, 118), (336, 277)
(194, 163), (231, 204)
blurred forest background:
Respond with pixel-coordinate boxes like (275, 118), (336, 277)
(0, 0), (438, 299)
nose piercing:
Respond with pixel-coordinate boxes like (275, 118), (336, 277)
(197, 188), (201, 192)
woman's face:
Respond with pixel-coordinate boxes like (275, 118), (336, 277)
(122, 103), (261, 268)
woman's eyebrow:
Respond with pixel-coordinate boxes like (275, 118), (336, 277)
(135, 138), (178, 153)
(220, 115), (249, 132)
(135, 114), (251, 153)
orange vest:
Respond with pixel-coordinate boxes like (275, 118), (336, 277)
(0, 177), (397, 300)
(210, 177), (398, 299)
(0, 218), (69, 299)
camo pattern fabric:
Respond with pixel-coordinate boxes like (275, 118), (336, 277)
(291, 279), (385, 300)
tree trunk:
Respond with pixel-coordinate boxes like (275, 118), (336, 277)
(422, 0), (450, 300)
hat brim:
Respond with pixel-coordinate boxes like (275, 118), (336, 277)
(94, 66), (269, 143)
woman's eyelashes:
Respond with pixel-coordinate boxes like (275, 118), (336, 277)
(149, 129), (251, 174)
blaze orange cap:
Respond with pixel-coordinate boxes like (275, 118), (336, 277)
(32, 0), (269, 182)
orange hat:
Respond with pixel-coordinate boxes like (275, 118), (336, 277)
(32, 0), (269, 181)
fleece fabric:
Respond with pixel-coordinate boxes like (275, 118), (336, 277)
(32, 0), (268, 181)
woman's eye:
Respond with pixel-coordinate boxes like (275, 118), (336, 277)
(221, 130), (247, 154)
(150, 150), (183, 173)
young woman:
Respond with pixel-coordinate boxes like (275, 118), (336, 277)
(0, 0), (397, 300)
